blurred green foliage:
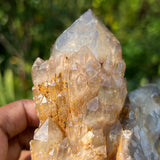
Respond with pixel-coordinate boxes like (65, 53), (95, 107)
(0, 0), (160, 106)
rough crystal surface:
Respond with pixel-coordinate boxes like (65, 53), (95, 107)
(121, 84), (160, 160)
(30, 9), (127, 160)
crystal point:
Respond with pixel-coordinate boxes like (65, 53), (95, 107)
(51, 9), (121, 63)
(31, 9), (127, 160)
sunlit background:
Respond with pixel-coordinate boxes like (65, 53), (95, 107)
(0, 0), (160, 106)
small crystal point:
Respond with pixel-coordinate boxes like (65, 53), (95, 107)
(116, 130), (132, 160)
(34, 118), (49, 142)
(31, 9), (127, 160)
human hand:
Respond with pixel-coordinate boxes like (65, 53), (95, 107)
(0, 99), (39, 160)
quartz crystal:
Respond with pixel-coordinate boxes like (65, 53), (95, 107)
(120, 84), (160, 160)
(30, 9), (127, 160)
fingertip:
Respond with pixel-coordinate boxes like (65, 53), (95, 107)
(0, 99), (39, 139)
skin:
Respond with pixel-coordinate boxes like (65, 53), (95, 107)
(0, 99), (39, 160)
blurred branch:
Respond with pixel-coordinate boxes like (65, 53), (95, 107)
(0, 33), (19, 57)
(0, 33), (27, 88)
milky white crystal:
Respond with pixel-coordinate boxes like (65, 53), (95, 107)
(121, 84), (160, 160)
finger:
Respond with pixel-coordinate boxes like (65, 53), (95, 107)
(7, 127), (35, 160)
(7, 137), (21, 160)
(19, 151), (31, 160)
(18, 127), (36, 150)
(0, 129), (8, 160)
(0, 99), (39, 160)
(0, 99), (39, 139)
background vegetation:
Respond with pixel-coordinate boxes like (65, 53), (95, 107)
(0, 0), (160, 106)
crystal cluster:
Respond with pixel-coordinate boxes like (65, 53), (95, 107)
(120, 84), (160, 160)
(31, 9), (160, 160)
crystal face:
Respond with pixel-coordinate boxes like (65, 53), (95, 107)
(120, 84), (160, 160)
(30, 9), (128, 160)
(51, 9), (122, 64)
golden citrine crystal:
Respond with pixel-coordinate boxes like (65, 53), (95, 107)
(30, 9), (128, 160)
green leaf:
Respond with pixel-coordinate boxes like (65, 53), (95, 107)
(4, 69), (15, 103)
(0, 71), (6, 106)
